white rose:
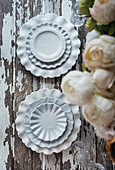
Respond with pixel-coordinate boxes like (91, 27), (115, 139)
(96, 85), (115, 99)
(92, 69), (114, 89)
(86, 30), (100, 47)
(90, 0), (115, 25)
(83, 35), (115, 71)
(95, 119), (115, 140)
(61, 71), (94, 105)
(82, 95), (115, 127)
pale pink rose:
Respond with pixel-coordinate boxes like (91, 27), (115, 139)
(96, 84), (115, 99)
(90, 0), (115, 25)
(82, 95), (115, 127)
(95, 119), (115, 140)
(83, 35), (115, 71)
(92, 69), (114, 89)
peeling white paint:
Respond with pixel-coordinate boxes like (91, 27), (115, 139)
(32, 77), (38, 91)
(62, 0), (72, 22)
(24, 0), (31, 22)
(0, 5), (16, 168)
(11, 123), (15, 157)
(42, 154), (46, 170)
(0, 11), (14, 170)
(41, 0), (53, 14)
(16, 70), (24, 92)
(16, 0), (24, 29)
(62, 147), (76, 169)
(16, 0), (31, 94)
(1, 13), (12, 64)
(0, 60), (10, 170)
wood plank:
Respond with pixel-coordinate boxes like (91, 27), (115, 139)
(0, 0), (15, 169)
(0, 0), (114, 169)
(14, 0), (35, 169)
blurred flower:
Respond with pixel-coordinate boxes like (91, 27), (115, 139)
(83, 35), (115, 71)
(61, 71), (94, 105)
(96, 84), (115, 99)
(95, 118), (115, 140)
(92, 69), (114, 89)
(86, 30), (100, 46)
(90, 0), (115, 25)
(82, 95), (115, 127)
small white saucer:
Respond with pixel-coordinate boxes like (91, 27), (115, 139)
(30, 27), (65, 63)
(30, 103), (67, 141)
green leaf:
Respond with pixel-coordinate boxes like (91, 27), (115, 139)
(106, 88), (112, 93)
(85, 17), (97, 31)
(95, 21), (115, 36)
(78, 0), (95, 17)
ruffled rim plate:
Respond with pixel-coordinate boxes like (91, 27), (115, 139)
(27, 102), (67, 141)
(17, 13), (81, 78)
(24, 96), (74, 148)
(16, 89), (81, 154)
(26, 23), (71, 69)
(30, 26), (65, 62)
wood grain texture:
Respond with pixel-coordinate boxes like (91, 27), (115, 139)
(0, 0), (113, 170)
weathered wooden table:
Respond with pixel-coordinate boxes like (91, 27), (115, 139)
(0, 0), (114, 169)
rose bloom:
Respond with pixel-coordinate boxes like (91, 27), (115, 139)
(90, 0), (115, 25)
(92, 69), (114, 89)
(86, 30), (100, 47)
(83, 35), (115, 71)
(61, 71), (94, 105)
(96, 84), (115, 99)
(82, 95), (115, 127)
(95, 119), (115, 140)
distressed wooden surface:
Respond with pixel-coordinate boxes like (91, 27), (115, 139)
(0, 0), (113, 170)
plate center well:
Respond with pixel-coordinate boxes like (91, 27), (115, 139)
(40, 113), (57, 130)
(31, 29), (65, 62)
(30, 103), (67, 141)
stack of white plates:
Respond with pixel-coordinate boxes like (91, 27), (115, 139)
(17, 14), (80, 78)
(16, 89), (81, 154)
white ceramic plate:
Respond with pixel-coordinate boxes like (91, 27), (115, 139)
(24, 96), (74, 148)
(17, 14), (80, 78)
(30, 26), (65, 62)
(26, 23), (71, 69)
(29, 103), (67, 141)
(16, 89), (81, 154)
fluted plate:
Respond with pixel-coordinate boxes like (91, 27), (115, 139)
(29, 103), (67, 141)
(24, 96), (74, 148)
(16, 89), (81, 154)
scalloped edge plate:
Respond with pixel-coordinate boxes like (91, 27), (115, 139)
(17, 13), (81, 78)
(26, 23), (72, 69)
(29, 102), (67, 141)
(30, 26), (65, 62)
(24, 96), (74, 148)
(16, 89), (81, 154)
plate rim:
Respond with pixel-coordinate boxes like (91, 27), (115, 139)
(17, 13), (81, 78)
(16, 88), (81, 154)
(24, 96), (74, 148)
(26, 23), (72, 69)
(29, 102), (67, 142)
(30, 26), (65, 63)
